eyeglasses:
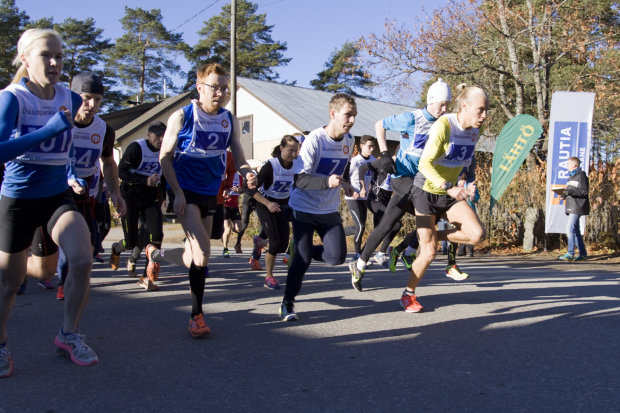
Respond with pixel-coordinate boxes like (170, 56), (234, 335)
(198, 83), (229, 94)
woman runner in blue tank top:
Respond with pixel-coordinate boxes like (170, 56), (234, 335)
(0, 29), (98, 378)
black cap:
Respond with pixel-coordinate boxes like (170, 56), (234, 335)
(71, 72), (104, 95)
(148, 121), (166, 136)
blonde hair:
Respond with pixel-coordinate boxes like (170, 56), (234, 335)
(454, 83), (488, 111)
(12, 28), (63, 84)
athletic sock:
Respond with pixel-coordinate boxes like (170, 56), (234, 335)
(356, 258), (367, 272)
(448, 242), (457, 266)
(189, 262), (206, 317)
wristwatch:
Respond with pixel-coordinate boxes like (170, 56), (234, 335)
(443, 181), (454, 190)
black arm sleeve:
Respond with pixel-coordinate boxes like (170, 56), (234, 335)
(101, 124), (115, 158)
(118, 142), (148, 185)
(294, 172), (329, 190)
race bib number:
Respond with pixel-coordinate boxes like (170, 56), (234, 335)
(316, 157), (347, 176)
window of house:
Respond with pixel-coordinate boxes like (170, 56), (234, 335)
(239, 115), (253, 159)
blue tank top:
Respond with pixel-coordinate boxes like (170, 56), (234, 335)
(173, 100), (233, 195)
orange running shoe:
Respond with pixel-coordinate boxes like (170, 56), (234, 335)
(188, 313), (211, 337)
(145, 244), (160, 282)
(249, 258), (263, 270)
(56, 285), (65, 301)
(400, 291), (423, 313)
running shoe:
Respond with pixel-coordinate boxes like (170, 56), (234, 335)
(558, 253), (574, 261)
(573, 255), (588, 261)
(17, 279), (27, 296)
(282, 254), (289, 265)
(349, 261), (364, 292)
(137, 277), (159, 291)
(252, 236), (263, 260)
(145, 244), (160, 282)
(234, 244), (243, 254)
(249, 258), (263, 271)
(93, 254), (104, 263)
(37, 280), (54, 290)
(445, 264), (469, 281)
(400, 291), (423, 313)
(264, 276), (281, 290)
(109, 242), (120, 270)
(54, 329), (99, 366)
(387, 246), (399, 273)
(373, 251), (387, 266)
(401, 253), (416, 269)
(0, 343), (14, 378)
(56, 285), (65, 301)
(127, 260), (137, 278)
(279, 300), (298, 321)
(188, 313), (211, 337)
(222, 248), (230, 258)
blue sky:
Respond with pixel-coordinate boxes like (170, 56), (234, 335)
(17, 0), (446, 103)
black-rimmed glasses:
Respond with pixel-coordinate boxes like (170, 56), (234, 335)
(198, 83), (229, 94)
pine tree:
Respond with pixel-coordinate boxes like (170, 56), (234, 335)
(189, 0), (289, 85)
(0, 0), (29, 86)
(106, 7), (188, 102)
(311, 42), (375, 97)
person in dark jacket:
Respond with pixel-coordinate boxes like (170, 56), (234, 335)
(559, 156), (589, 261)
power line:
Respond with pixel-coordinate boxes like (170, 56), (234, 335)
(170, 0), (224, 33)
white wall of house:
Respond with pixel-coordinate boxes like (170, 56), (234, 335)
(230, 88), (301, 164)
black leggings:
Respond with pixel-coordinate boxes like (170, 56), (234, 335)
(256, 203), (291, 255)
(368, 199), (401, 253)
(360, 192), (413, 262)
(121, 202), (163, 249)
(346, 199), (368, 254)
(284, 212), (347, 302)
(236, 193), (256, 245)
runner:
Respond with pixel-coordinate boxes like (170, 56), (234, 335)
(249, 134), (299, 289)
(109, 121), (165, 291)
(0, 29), (97, 377)
(148, 63), (256, 337)
(53, 71), (125, 300)
(349, 79), (470, 292)
(400, 84), (488, 313)
(221, 151), (243, 258)
(279, 93), (356, 321)
(344, 135), (376, 259)
(357, 152), (402, 266)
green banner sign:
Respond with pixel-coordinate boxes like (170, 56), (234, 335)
(490, 114), (543, 213)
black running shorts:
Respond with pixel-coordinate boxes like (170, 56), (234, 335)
(0, 189), (79, 253)
(182, 188), (217, 218)
(411, 185), (458, 217)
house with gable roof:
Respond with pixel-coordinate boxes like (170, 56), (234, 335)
(104, 77), (414, 166)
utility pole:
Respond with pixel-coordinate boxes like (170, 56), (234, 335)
(230, 0), (237, 115)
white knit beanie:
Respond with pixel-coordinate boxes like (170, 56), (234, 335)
(427, 78), (452, 105)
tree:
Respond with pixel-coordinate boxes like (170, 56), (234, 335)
(106, 7), (188, 102)
(357, 0), (619, 160)
(0, 0), (29, 86)
(53, 18), (112, 85)
(189, 0), (290, 85)
(310, 41), (375, 97)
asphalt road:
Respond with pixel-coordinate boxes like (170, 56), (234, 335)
(1, 227), (619, 412)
